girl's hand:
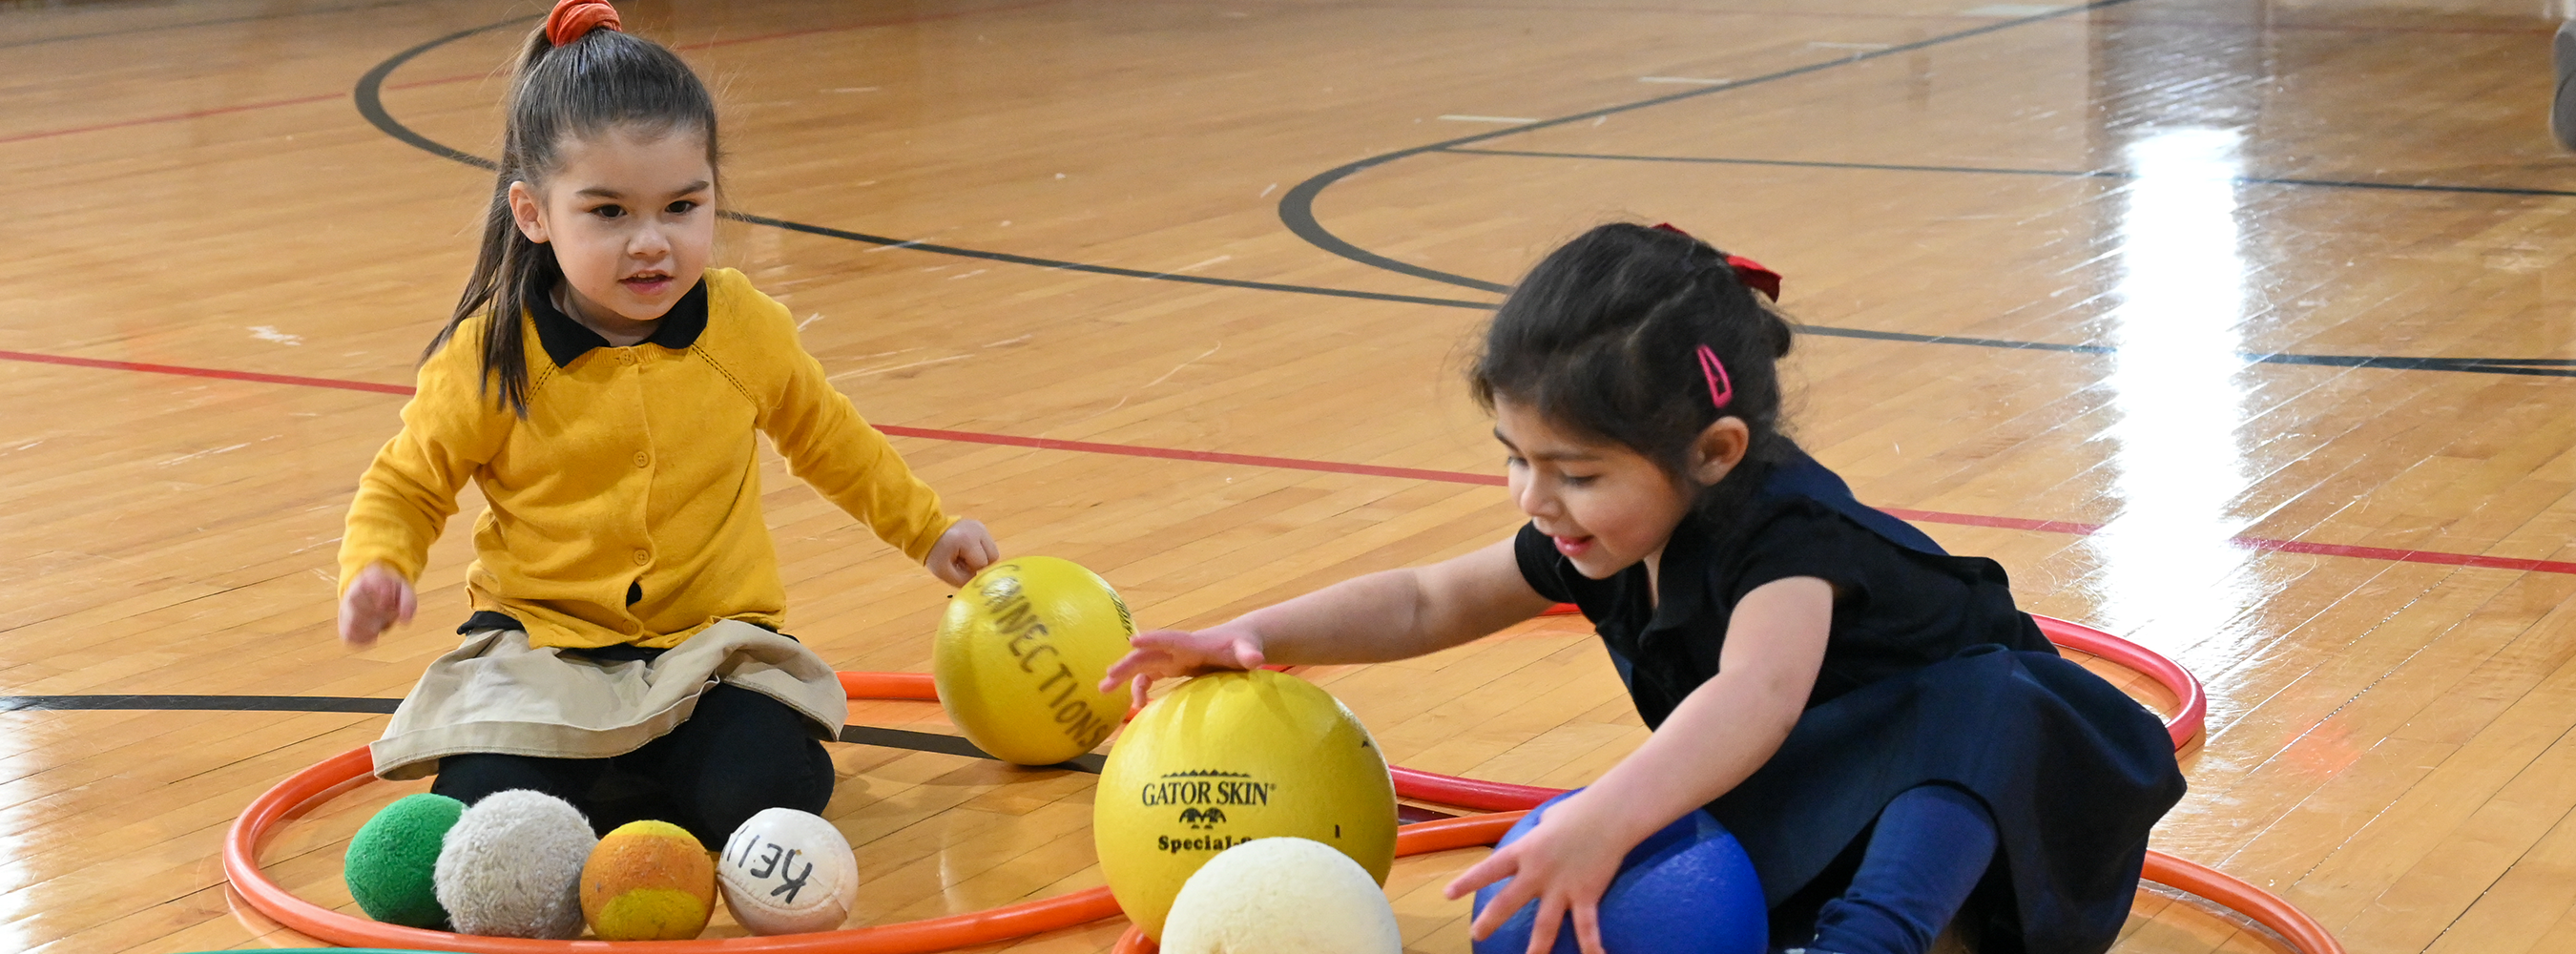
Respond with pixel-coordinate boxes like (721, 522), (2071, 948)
(1096, 624), (1265, 708)
(339, 563), (417, 648)
(927, 519), (999, 587)
(1444, 790), (1631, 954)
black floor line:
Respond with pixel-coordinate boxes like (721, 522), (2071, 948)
(836, 724), (1107, 773)
(1804, 326), (2576, 377)
(0, 693), (1467, 819)
(733, 212), (1495, 310)
(352, 17), (1496, 313)
(1270, 0), (2576, 379)
(0, 693), (1112, 770)
(1441, 147), (2576, 200)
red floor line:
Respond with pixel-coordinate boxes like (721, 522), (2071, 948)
(7, 346), (2570, 578)
(0, 92), (348, 146)
(2237, 537), (2576, 575)
(1880, 507), (2102, 536)
(0, 349), (414, 395)
(0, 73), (492, 148)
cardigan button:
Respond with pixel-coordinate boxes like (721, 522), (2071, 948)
(634, 451), (649, 468)
(633, 549), (651, 565)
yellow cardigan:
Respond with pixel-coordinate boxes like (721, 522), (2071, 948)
(339, 268), (957, 650)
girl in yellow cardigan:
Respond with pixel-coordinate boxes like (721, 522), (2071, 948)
(335, 0), (996, 842)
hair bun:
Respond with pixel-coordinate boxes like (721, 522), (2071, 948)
(545, 0), (621, 47)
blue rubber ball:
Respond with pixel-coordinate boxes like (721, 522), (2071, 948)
(1471, 788), (1766, 954)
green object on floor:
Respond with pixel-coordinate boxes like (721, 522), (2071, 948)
(343, 792), (467, 929)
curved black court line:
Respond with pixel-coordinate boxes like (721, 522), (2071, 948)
(353, 18), (1497, 313)
(364, 10), (2576, 376)
(1273, 0), (2576, 379)
(1275, 0), (2152, 295)
(1444, 147), (2576, 201)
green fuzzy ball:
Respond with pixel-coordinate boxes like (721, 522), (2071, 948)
(346, 793), (466, 927)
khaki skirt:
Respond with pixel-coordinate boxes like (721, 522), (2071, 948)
(370, 619), (850, 780)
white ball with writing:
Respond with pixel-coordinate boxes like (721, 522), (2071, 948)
(1161, 837), (1401, 954)
(718, 808), (860, 936)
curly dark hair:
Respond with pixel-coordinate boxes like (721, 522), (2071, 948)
(1470, 222), (1798, 518)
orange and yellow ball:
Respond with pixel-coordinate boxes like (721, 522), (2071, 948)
(579, 820), (716, 941)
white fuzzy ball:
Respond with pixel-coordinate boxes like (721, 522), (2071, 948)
(1160, 837), (1401, 954)
(719, 807), (861, 935)
(432, 790), (596, 939)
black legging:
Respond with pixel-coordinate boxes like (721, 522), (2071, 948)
(431, 683), (835, 843)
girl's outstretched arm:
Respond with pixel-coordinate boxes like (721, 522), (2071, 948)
(1444, 575), (1833, 954)
(1098, 535), (1554, 699)
(338, 329), (511, 647)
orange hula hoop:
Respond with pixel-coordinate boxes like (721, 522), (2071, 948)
(2033, 615), (2208, 751)
(1549, 607), (2210, 749)
(1332, 615), (2324, 954)
(224, 672), (1118, 953)
(228, 618), (2295, 953)
(1345, 786), (2345, 954)
(1107, 836), (2344, 954)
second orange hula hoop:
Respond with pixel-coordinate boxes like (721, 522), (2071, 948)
(226, 614), (2290, 953)
(223, 672), (1128, 954)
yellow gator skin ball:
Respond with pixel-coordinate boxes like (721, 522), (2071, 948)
(933, 556), (1136, 766)
(1095, 669), (1397, 941)
(579, 820), (716, 941)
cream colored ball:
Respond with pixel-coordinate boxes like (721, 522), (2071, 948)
(718, 807), (860, 936)
(1160, 837), (1402, 954)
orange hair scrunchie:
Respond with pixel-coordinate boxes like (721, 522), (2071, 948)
(545, 0), (621, 47)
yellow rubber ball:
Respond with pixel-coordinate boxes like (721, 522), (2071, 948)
(1095, 669), (1397, 941)
(934, 556), (1136, 766)
(579, 820), (715, 941)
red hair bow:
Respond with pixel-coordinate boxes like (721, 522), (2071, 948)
(1652, 222), (1782, 301)
(546, 0), (622, 47)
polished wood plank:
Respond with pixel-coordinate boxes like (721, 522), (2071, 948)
(5, 1), (2576, 951)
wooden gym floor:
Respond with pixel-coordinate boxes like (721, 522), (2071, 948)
(5, 0), (2575, 950)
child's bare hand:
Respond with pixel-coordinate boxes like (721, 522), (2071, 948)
(927, 519), (998, 587)
(1097, 625), (1265, 708)
(1445, 791), (1630, 954)
(338, 563), (416, 648)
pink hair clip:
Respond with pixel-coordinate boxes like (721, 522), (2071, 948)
(1696, 344), (1735, 409)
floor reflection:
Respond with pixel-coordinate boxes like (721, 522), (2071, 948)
(2088, 127), (2260, 641)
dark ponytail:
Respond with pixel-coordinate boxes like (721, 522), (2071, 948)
(423, 1), (719, 416)
(1469, 222), (1798, 520)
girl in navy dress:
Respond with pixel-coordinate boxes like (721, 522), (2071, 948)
(1103, 223), (2184, 954)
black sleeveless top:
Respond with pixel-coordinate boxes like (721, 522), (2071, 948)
(1515, 488), (2051, 726)
(1513, 448), (2184, 954)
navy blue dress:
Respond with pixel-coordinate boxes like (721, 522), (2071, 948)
(1512, 449), (2185, 954)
